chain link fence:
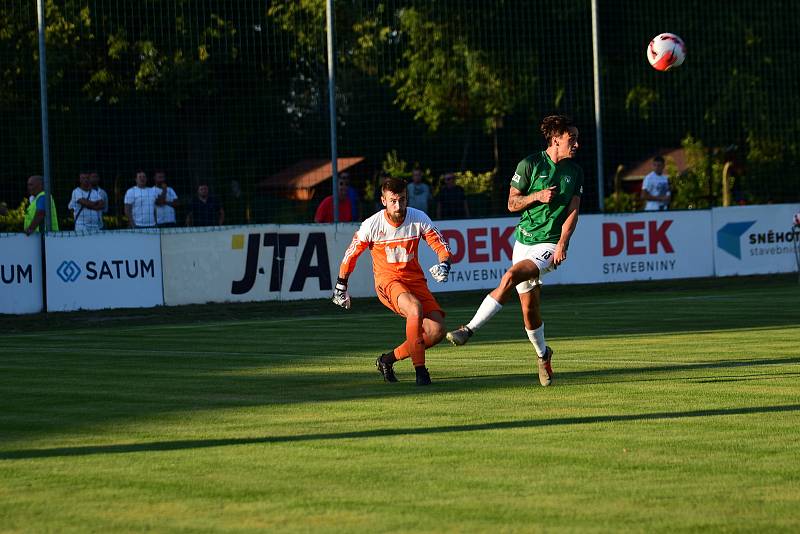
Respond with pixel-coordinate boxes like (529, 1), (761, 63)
(1, 0), (798, 232)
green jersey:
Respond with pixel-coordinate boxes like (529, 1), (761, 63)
(510, 151), (583, 245)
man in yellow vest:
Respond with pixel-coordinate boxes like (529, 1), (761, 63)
(23, 175), (59, 235)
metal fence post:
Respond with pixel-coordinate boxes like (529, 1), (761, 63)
(326, 0), (339, 223)
(591, 0), (605, 212)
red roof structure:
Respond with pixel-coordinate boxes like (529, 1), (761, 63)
(620, 148), (689, 181)
(259, 157), (365, 201)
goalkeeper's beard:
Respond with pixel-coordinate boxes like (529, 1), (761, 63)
(387, 207), (406, 224)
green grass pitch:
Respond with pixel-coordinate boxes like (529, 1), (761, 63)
(1, 275), (799, 532)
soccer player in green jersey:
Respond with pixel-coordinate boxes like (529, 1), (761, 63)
(446, 115), (583, 386)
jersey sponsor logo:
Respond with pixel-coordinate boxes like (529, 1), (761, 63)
(385, 245), (414, 263)
(564, 176), (572, 183)
(511, 173), (521, 184)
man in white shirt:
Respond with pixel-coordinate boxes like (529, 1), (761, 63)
(640, 156), (671, 211)
(90, 171), (109, 229)
(406, 167), (432, 213)
(124, 170), (159, 228)
(69, 172), (105, 232)
(153, 170), (179, 227)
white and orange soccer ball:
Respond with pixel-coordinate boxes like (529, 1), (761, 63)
(647, 33), (686, 71)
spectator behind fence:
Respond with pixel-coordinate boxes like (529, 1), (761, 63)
(314, 175), (353, 223)
(153, 170), (179, 227)
(407, 165), (433, 213)
(226, 179), (247, 225)
(124, 170), (159, 228)
(342, 171), (360, 221)
(641, 155), (671, 211)
(89, 171), (109, 228)
(186, 182), (224, 226)
(69, 172), (105, 232)
(23, 175), (59, 235)
(436, 173), (470, 220)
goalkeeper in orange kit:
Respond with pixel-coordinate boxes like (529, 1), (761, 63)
(332, 175), (452, 385)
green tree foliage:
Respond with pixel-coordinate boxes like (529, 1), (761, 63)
(386, 8), (512, 134)
(384, 7), (513, 171)
(669, 135), (726, 210)
(0, 200), (27, 233)
(0, 1), (797, 220)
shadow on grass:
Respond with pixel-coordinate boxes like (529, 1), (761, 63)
(1, 275), (798, 444)
(2, 354), (799, 446)
(2, 403), (798, 460)
(2, 274), (798, 336)
(440, 356), (800, 384)
(556, 356), (800, 383)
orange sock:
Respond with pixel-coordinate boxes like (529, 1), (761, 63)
(405, 315), (425, 367)
(393, 330), (436, 360)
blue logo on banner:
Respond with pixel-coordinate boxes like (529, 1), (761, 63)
(717, 221), (756, 259)
(56, 260), (82, 282)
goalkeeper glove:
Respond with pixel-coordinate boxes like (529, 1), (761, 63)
(332, 277), (351, 309)
(428, 260), (451, 283)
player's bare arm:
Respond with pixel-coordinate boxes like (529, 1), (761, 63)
(554, 195), (581, 265)
(507, 185), (557, 213)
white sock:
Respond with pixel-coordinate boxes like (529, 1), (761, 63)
(525, 323), (546, 358)
(466, 295), (503, 332)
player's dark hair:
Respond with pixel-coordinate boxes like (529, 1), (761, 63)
(653, 155), (665, 164)
(540, 115), (575, 145)
(380, 176), (407, 195)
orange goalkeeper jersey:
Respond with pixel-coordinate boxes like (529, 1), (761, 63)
(339, 207), (451, 287)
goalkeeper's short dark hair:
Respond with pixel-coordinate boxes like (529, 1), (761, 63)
(380, 175), (407, 195)
(540, 115), (575, 145)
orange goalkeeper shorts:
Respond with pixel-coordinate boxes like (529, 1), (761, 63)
(376, 279), (444, 318)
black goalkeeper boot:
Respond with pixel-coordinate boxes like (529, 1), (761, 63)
(376, 353), (398, 383)
(415, 366), (431, 386)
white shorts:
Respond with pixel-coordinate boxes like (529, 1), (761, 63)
(512, 241), (557, 294)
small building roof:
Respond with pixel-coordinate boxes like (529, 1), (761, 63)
(620, 148), (689, 181)
(259, 157), (365, 200)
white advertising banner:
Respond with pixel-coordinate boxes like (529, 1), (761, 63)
(712, 203), (800, 276)
(163, 211), (720, 306)
(0, 234), (43, 314)
(45, 231), (164, 311)
(161, 225), (375, 306)
(418, 210), (715, 290)
(550, 210), (715, 284)
(417, 217), (516, 292)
